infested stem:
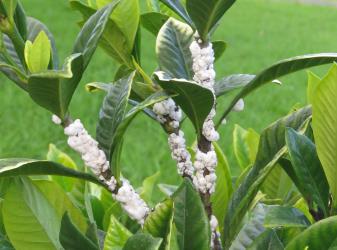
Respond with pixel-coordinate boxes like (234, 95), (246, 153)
(52, 114), (150, 225)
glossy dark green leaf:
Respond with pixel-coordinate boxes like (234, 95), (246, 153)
(219, 53), (337, 125)
(247, 229), (284, 250)
(144, 199), (174, 250)
(104, 215), (132, 250)
(70, 0), (132, 66)
(0, 158), (103, 186)
(156, 18), (194, 79)
(173, 179), (211, 250)
(123, 233), (162, 250)
(14, 2), (27, 41)
(186, 0), (236, 40)
(141, 12), (169, 36)
(214, 74), (255, 97)
(96, 72), (135, 179)
(28, 53), (83, 118)
(285, 216), (337, 250)
(230, 204), (267, 250)
(264, 206), (311, 228)
(154, 72), (214, 137)
(285, 128), (329, 216)
(212, 40), (226, 62)
(73, 2), (119, 70)
(159, 0), (192, 26)
(96, 0), (140, 53)
(223, 107), (312, 249)
(60, 213), (98, 250)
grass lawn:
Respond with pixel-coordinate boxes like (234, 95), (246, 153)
(1, 0), (337, 186)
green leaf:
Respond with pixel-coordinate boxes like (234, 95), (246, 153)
(285, 128), (329, 216)
(218, 53), (337, 126)
(96, 72), (135, 179)
(261, 164), (293, 201)
(211, 142), (232, 232)
(27, 17), (58, 67)
(285, 216), (337, 250)
(159, 0), (193, 26)
(247, 229), (284, 250)
(13, 2), (27, 41)
(123, 233), (162, 250)
(0, 158), (103, 187)
(104, 215), (132, 250)
(70, 1), (131, 66)
(186, 0), (236, 41)
(233, 125), (260, 170)
(307, 71), (320, 105)
(156, 18), (194, 80)
(214, 74), (256, 97)
(27, 53), (83, 118)
(24, 31), (51, 73)
(2, 0), (17, 23)
(73, 2), (119, 70)
(229, 204), (267, 250)
(312, 63), (337, 207)
(173, 179), (211, 250)
(154, 72), (215, 137)
(158, 184), (178, 197)
(47, 144), (78, 192)
(212, 40), (226, 62)
(144, 199), (174, 250)
(3, 178), (87, 250)
(141, 12), (169, 36)
(60, 213), (98, 250)
(223, 107), (312, 249)
(111, 91), (170, 168)
(140, 172), (160, 205)
(97, 0), (140, 52)
(264, 206), (310, 228)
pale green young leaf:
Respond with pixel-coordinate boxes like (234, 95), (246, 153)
(47, 144), (78, 192)
(104, 215), (132, 250)
(140, 172), (160, 205)
(307, 71), (320, 105)
(3, 178), (87, 250)
(312, 63), (337, 207)
(233, 125), (260, 170)
(144, 199), (174, 250)
(24, 31), (51, 73)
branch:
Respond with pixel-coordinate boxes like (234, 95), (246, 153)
(52, 115), (150, 225)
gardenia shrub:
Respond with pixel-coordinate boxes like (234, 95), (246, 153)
(1, 0), (337, 249)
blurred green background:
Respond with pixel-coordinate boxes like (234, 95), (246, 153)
(1, 0), (336, 186)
